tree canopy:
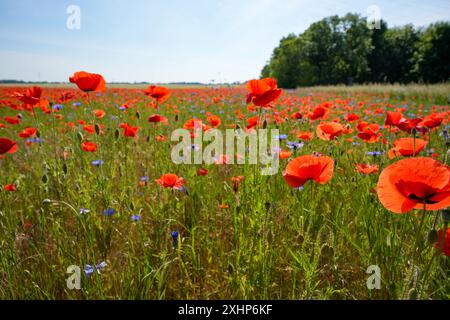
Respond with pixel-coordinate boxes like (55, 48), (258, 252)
(261, 14), (450, 88)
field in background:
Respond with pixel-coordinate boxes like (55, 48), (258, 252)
(0, 83), (449, 299)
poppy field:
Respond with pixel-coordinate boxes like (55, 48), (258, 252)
(0, 75), (449, 300)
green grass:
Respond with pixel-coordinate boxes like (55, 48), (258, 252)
(0, 84), (448, 299)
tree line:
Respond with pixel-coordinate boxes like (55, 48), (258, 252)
(261, 13), (450, 88)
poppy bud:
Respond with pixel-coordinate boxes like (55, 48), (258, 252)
(36, 130), (41, 138)
(95, 124), (101, 135)
(427, 229), (439, 244)
(42, 174), (48, 184)
(175, 114), (179, 122)
(135, 111), (140, 119)
(114, 128), (120, 140)
(62, 163), (68, 175)
(263, 119), (268, 129)
(227, 263), (234, 274)
(411, 128), (417, 136)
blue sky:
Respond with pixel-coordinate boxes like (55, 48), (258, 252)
(0, 0), (449, 83)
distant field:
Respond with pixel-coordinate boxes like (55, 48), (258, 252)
(2, 82), (449, 96)
(0, 83), (218, 89)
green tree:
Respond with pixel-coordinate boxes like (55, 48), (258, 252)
(413, 22), (450, 83)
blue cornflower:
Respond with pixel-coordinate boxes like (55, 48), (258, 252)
(26, 138), (44, 144)
(84, 265), (95, 277)
(96, 261), (107, 272)
(85, 262), (107, 277)
(286, 141), (304, 150)
(91, 160), (104, 166)
(73, 102), (81, 107)
(140, 176), (149, 182)
(53, 104), (63, 110)
(103, 208), (115, 216)
(276, 134), (288, 140)
(131, 215), (141, 221)
(367, 151), (384, 156)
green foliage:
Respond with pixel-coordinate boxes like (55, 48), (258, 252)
(262, 14), (450, 87)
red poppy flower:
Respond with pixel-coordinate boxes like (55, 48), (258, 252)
(214, 154), (231, 165)
(59, 91), (75, 103)
(420, 113), (444, 129)
(283, 155), (334, 188)
(121, 123), (138, 138)
(435, 227), (450, 256)
(246, 78), (282, 107)
(13, 86), (42, 106)
(355, 163), (379, 175)
(388, 138), (427, 159)
(4, 116), (20, 125)
(0, 138), (17, 154)
(83, 124), (96, 134)
(144, 86), (170, 103)
(356, 122), (380, 143)
(316, 122), (345, 141)
(291, 112), (303, 120)
(4, 184), (17, 192)
(231, 175), (245, 192)
(155, 173), (184, 190)
(18, 127), (37, 138)
(385, 111), (404, 126)
(207, 115), (221, 128)
(93, 109), (106, 119)
(377, 157), (450, 213)
(183, 119), (203, 131)
(156, 135), (166, 142)
(397, 118), (427, 134)
(345, 113), (359, 122)
(69, 71), (106, 92)
(197, 168), (208, 176)
(246, 116), (260, 130)
(297, 131), (314, 141)
(81, 141), (97, 152)
(279, 150), (293, 159)
(310, 105), (330, 121)
(148, 114), (168, 124)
